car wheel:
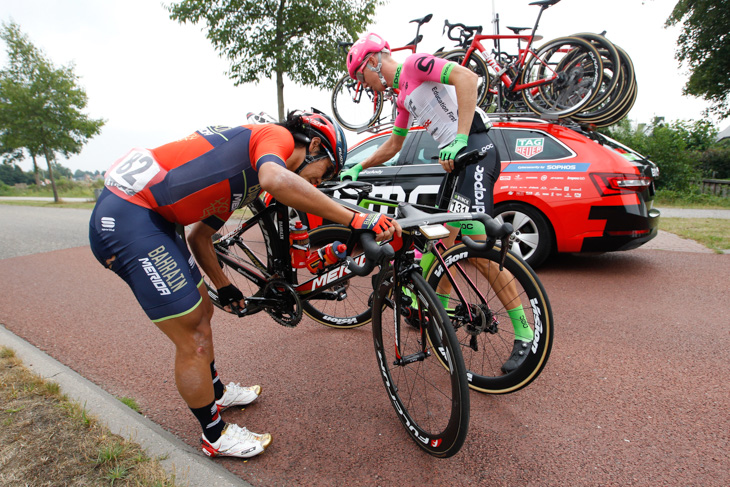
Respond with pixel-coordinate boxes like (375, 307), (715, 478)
(494, 203), (553, 268)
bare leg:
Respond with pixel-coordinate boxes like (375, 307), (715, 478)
(154, 284), (215, 409)
(434, 228), (522, 312)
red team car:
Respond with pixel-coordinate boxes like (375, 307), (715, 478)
(329, 116), (660, 267)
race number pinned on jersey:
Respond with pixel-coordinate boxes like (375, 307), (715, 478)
(105, 148), (161, 196)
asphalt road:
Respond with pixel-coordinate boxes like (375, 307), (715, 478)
(0, 205), (92, 259)
(1, 205), (729, 486)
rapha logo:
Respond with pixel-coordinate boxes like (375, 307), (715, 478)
(100, 217), (115, 232)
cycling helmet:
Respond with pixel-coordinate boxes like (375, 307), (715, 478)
(296, 109), (348, 179)
(347, 32), (390, 79)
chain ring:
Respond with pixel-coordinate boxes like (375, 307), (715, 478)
(263, 279), (302, 327)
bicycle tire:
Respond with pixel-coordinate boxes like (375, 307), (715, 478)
(572, 33), (622, 113)
(425, 243), (553, 394)
(331, 74), (384, 131)
(300, 225), (375, 328)
(371, 267), (470, 457)
(520, 36), (603, 118)
(577, 44), (637, 127)
(438, 49), (490, 109)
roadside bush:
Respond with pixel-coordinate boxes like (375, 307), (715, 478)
(699, 146), (730, 179)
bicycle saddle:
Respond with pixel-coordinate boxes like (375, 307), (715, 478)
(410, 13), (433, 25)
(506, 26), (543, 40)
(529, 0), (561, 7)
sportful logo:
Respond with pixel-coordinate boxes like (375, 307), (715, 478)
(515, 138), (544, 159)
(100, 217), (115, 231)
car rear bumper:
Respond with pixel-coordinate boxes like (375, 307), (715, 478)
(580, 206), (660, 252)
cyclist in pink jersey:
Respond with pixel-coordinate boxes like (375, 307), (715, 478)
(343, 33), (535, 376)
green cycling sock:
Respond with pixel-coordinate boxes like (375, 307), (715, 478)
(507, 305), (534, 342)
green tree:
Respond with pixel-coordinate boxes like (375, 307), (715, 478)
(0, 21), (105, 201)
(603, 118), (716, 191)
(167, 0), (383, 121)
(667, 0), (730, 120)
(0, 162), (33, 186)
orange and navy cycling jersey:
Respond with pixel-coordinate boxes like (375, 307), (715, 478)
(103, 124), (292, 230)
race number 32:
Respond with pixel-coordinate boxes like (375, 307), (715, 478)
(105, 148), (161, 196)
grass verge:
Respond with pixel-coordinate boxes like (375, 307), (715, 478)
(0, 346), (180, 486)
(659, 218), (730, 253)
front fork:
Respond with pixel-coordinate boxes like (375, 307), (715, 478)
(391, 257), (430, 366)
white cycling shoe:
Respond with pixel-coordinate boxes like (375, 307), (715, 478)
(201, 423), (272, 458)
(215, 382), (261, 412)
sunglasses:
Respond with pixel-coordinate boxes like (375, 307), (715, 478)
(355, 54), (374, 83)
(303, 154), (337, 181)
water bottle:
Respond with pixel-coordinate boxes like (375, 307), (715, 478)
(289, 221), (310, 268)
(305, 241), (347, 274)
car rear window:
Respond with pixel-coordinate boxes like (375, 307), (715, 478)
(499, 129), (573, 161)
(408, 130), (511, 165)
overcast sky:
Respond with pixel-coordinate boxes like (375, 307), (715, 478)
(0, 0), (719, 173)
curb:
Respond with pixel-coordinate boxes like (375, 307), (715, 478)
(0, 325), (249, 487)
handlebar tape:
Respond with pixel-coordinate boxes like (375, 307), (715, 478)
(346, 233), (395, 276)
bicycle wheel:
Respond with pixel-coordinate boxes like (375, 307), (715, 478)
(425, 243), (553, 394)
(572, 33), (622, 113)
(371, 268), (469, 457)
(438, 49), (490, 109)
(331, 74), (384, 131)
(520, 36), (603, 118)
(300, 225), (375, 328)
(201, 198), (277, 313)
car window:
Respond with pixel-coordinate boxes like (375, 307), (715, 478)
(345, 136), (400, 169)
(412, 132), (441, 165)
(499, 128), (573, 161)
(407, 129), (511, 165)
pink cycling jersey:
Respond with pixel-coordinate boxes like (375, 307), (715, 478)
(392, 53), (459, 147)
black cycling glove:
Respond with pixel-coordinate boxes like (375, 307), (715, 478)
(217, 284), (243, 307)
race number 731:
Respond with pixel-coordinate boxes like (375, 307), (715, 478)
(105, 148), (161, 196)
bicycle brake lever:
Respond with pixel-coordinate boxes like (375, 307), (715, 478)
(499, 232), (513, 271)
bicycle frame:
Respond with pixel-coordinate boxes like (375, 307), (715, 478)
(212, 198), (368, 316)
(444, 0), (564, 104)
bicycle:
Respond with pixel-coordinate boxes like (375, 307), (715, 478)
(303, 150), (554, 394)
(197, 157), (513, 456)
(439, 0), (603, 118)
(331, 13), (432, 132)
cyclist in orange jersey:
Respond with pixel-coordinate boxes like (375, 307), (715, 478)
(90, 110), (400, 458)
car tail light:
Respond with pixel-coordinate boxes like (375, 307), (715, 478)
(590, 173), (653, 196)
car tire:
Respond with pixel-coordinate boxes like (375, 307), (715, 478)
(493, 203), (553, 268)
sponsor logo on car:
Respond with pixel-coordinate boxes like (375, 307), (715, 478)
(515, 138), (544, 158)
